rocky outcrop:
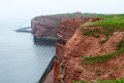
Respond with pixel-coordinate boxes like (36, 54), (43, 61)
(54, 16), (124, 83)
(56, 17), (90, 59)
(62, 31), (124, 83)
(54, 17), (101, 83)
(32, 13), (124, 83)
(31, 16), (66, 38)
(31, 12), (83, 39)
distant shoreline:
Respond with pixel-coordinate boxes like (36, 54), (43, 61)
(15, 27), (32, 33)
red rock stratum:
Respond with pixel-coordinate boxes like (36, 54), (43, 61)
(55, 15), (124, 83)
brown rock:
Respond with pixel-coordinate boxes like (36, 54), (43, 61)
(54, 16), (124, 83)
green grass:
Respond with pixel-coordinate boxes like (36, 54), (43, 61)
(81, 14), (124, 64)
(72, 14), (124, 83)
(83, 52), (116, 64)
(83, 40), (124, 64)
(83, 28), (101, 37)
(82, 14), (124, 36)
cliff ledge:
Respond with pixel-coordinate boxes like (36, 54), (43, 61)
(55, 14), (124, 83)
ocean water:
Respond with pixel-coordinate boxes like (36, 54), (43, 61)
(0, 19), (55, 83)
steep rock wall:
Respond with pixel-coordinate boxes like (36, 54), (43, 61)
(55, 17), (124, 83)
(31, 12), (84, 39)
(31, 16), (68, 38)
(54, 17), (100, 83)
(63, 30), (124, 83)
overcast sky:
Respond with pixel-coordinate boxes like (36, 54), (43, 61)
(0, 0), (124, 19)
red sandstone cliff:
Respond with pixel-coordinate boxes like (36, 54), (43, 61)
(31, 12), (84, 39)
(55, 17), (124, 83)
(34, 13), (124, 83)
(55, 17), (100, 82)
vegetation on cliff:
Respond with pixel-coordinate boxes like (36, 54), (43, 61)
(82, 14), (124, 36)
(54, 13), (124, 83)
(83, 45), (124, 64)
(81, 15), (124, 64)
(83, 39), (124, 64)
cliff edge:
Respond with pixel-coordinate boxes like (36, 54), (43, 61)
(31, 12), (83, 39)
(55, 15), (124, 83)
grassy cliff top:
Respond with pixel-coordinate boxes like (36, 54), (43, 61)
(82, 14), (124, 36)
(82, 14), (124, 64)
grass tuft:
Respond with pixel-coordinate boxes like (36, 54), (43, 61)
(82, 14), (124, 37)
(83, 39), (124, 64)
(83, 28), (101, 38)
(82, 14), (124, 64)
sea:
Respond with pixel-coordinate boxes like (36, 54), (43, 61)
(0, 18), (55, 83)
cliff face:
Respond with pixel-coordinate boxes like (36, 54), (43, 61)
(63, 30), (124, 83)
(56, 17), (91, 58)
(33, 13), (124, 83)
(56, 17), (100, 58)
(54, 17), (100, 83)
(31, 16), (66, 38)
(55, 16), (124, 83)
(31, 12), (83, 39)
